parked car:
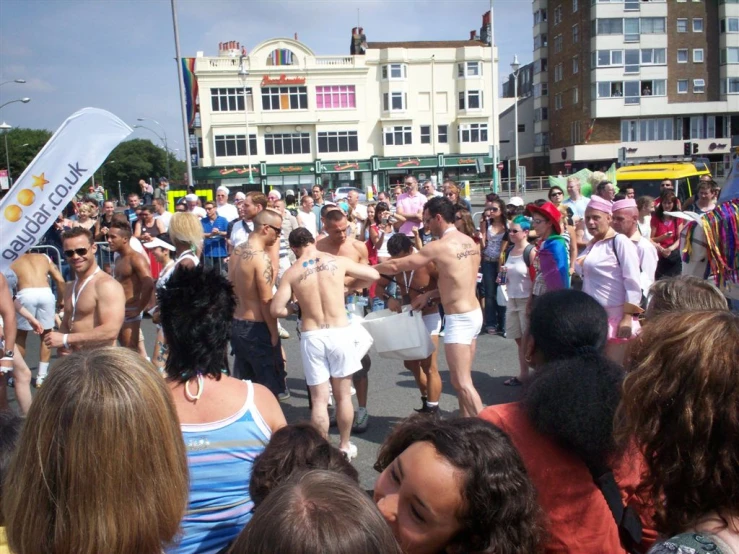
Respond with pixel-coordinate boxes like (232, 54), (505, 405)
(332, 186), (367, 202)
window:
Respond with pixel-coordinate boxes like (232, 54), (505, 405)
(535, 133), (549, 148)
(534, 8), (547, 24)
(518, 124), (526, 133)
(677, 49), (688, 63)
(640, 17), (666, 34)
(641, 48), (666, 65)
(383, 92), (407, 111)
(458, 90), (482, 110)
(693, 18), (703, 32)
(458, 123), (488, 143)
(620, 118), (674, 142)
(315, 85), (356, 109)
(210, 87), (253, 112)
(573, 0), (578, 11)
(721, 17), (739, 33)
(214, 134), (257, 157)
(438, 125), (448, 143)
(571, 121), (581, 144)
(694, 79), (705, 93)
(597, 18), (624, 35)
(554, 34), (563, 53)
(317, 131), (358, 153)
(722, 48), (739, 64)
(383, 126), (412, 146)
(677, 18), (688, 32)
(264, 133), (310, 155)
(534, 107), (548, 121)
(690, 116), (704, 139)
(534, 83), (548, 97)
(724, 78), (739, 94)
(420, 126), (431, 144)
(261, 86), (308, 110)
(554, 63), (563, 82)
(625, 50), (640, 73)
(573, 87), (579, 104)
(595, 49), (624, 67)
(677, 79), (688, 94)
(457, 61), (481, 77)
(554, 93), (563, 110)
(382, 64), (407, 80)
(572, 56), (579, 74)
(554, 5), (563, 25)
(572, 23), (579, 43)
(534, 34), (548, 49)
(624, 18), (640, 42)
(693, 49), (704, 63)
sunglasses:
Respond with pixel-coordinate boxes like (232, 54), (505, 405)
(266, 224), (282, 234)
(550, 191), (563, 196)
(509, 229), (521, 234)
(532, 218), (546, 225)
(64, 248), (89, 258)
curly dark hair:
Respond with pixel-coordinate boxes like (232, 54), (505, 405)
(615, 310), (739, 537)
(158, 265), (235, 382)
(374, 415), (545, 554)
(250, 423), (358, 508)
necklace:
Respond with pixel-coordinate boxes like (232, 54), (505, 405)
(185, 372), (204, 401)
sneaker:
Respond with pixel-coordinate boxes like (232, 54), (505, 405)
(5, 376), (14, 388)
(439, 329), (445, 337)
(352, 411), (369, 434)
(340, 442), (358, 461)
(416, 404), (440, 418)
(278, 323), (290, 340)
(35, 374), (47, 388)
(350, 385), (357, 396)
(277, 388), (291, 401)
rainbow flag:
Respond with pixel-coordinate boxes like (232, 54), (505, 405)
(182, 58), (199, 129)
(269, 49), (294, 66)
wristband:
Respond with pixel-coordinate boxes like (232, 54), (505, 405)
(0, 356), (13, 362)
(63, 334), (70, 349)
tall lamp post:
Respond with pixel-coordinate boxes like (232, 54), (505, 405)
(137, 118), (170, 180)
(0, 122), (11, 187)
(510, 55), (520, 197)
(0, 97), (31, 112)
(0, 79), (26, 87)
(238, 53), (255, 185)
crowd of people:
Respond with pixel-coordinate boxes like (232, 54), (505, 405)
(0, 173), (736, 554)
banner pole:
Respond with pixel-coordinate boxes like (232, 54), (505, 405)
(171, 0), (193, 188)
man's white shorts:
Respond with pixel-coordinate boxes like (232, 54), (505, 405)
(300, 323), (373, 386)
(422, 312), (442, 336)
(443, 308), (483, 345)
(15, 288), (56, 331)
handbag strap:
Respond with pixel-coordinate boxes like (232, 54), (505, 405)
(587, 462), (643, 554)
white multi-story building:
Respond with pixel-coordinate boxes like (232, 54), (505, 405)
(539, 0), (737, 177)
(191, 25), (498, 193)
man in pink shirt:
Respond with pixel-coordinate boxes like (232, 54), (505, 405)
(612, 198), (658, 304)
(395, 176), (427, 236)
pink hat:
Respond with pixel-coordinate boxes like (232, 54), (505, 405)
(587, 195), (613, 215)
(612, 198), (637, 212)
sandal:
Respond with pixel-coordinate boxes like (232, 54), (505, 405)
(503, 377), (523, 386)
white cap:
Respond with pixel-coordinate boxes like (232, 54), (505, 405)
(284, 189), (295, 197)
(185, 193), (198, 202)
(268, 190), (282, 200)
(507, 196), (525, 207)
(143, 237), (175, 251)
(216, 186), (229, 194)
(234, 192), (246, 201)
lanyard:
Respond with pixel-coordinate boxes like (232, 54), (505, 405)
(71, 267), (100, 329)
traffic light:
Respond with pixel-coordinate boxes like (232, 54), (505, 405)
(683, 141), (692, 156)
(692, 143), (699, 154)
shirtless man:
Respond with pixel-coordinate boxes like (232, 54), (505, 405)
(10, 252), (65, 387)
(44, 227), (125, 354)
(271, 228), (379, 459)
(317, 209), (373, 433)
(377, 233), (442, 416)
(106, 221), (154, 351)
(376, 196), (484, 417)
(228, 210), (287, 397)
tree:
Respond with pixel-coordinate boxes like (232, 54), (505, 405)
(0, 128), (53, 181)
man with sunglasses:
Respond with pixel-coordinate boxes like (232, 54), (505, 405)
(229, 210), (287, 399)
(44, 227), (125, 354)
(396, 176), (426, 237)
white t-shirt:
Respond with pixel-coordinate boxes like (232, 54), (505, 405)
(217, 203), (239, 222)
(155, 211), (172, 231)
(504, 253), (532, 299)
(190, 207), (207, 219)
(230, 220), (253, 248)
(297, 210), (318, 237)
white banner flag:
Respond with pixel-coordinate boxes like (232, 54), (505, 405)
(0, 108), (132, 269)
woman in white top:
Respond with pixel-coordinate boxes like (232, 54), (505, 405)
(636, 195), (654, 239)
(370, 202), (397, 262)
(502, 215), (536, 386)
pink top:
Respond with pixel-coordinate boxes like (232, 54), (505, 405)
(580, 234), (642, 308)
(396, 192), (427, 235)
(650, 216), (679, 247)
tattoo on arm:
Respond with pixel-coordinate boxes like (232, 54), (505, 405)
(262, 253), (274, 285)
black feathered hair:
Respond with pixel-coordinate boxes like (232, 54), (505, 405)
(158, 265), (236, 383)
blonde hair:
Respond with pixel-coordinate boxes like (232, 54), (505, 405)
(3, 348), (189, 554)
(78, 203), (92, 216)
(168, 211), (204, 253)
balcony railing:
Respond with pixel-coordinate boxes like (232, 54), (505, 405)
(196, 55), (362, 73)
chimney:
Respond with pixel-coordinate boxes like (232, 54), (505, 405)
(294, 32), (298, 41)
(470, 30), (476, 40)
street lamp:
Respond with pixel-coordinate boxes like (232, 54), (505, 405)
(510, 55), (520, 197)
(137, 118), (170, 180)
(0, 97), (31, 111)
(239, 53), (255, 185)
(0, 79), (26, 87)
(0, 122), (11, 187)
(134, 123), (170, 181)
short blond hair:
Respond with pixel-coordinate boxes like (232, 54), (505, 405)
(3, 347), (189, 554)
(168, 211), (204, 253)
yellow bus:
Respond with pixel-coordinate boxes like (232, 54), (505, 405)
(616, 161), (711, 203)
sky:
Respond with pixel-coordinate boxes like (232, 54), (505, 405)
(0, 0), (532, 161)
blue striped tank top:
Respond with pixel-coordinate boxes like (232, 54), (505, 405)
(168, 381), (271, 554)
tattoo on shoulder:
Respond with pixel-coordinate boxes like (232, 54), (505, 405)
(456, 244), (480, 260)
(235, 245), (258, 262)
(298, 257), (338, 283)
